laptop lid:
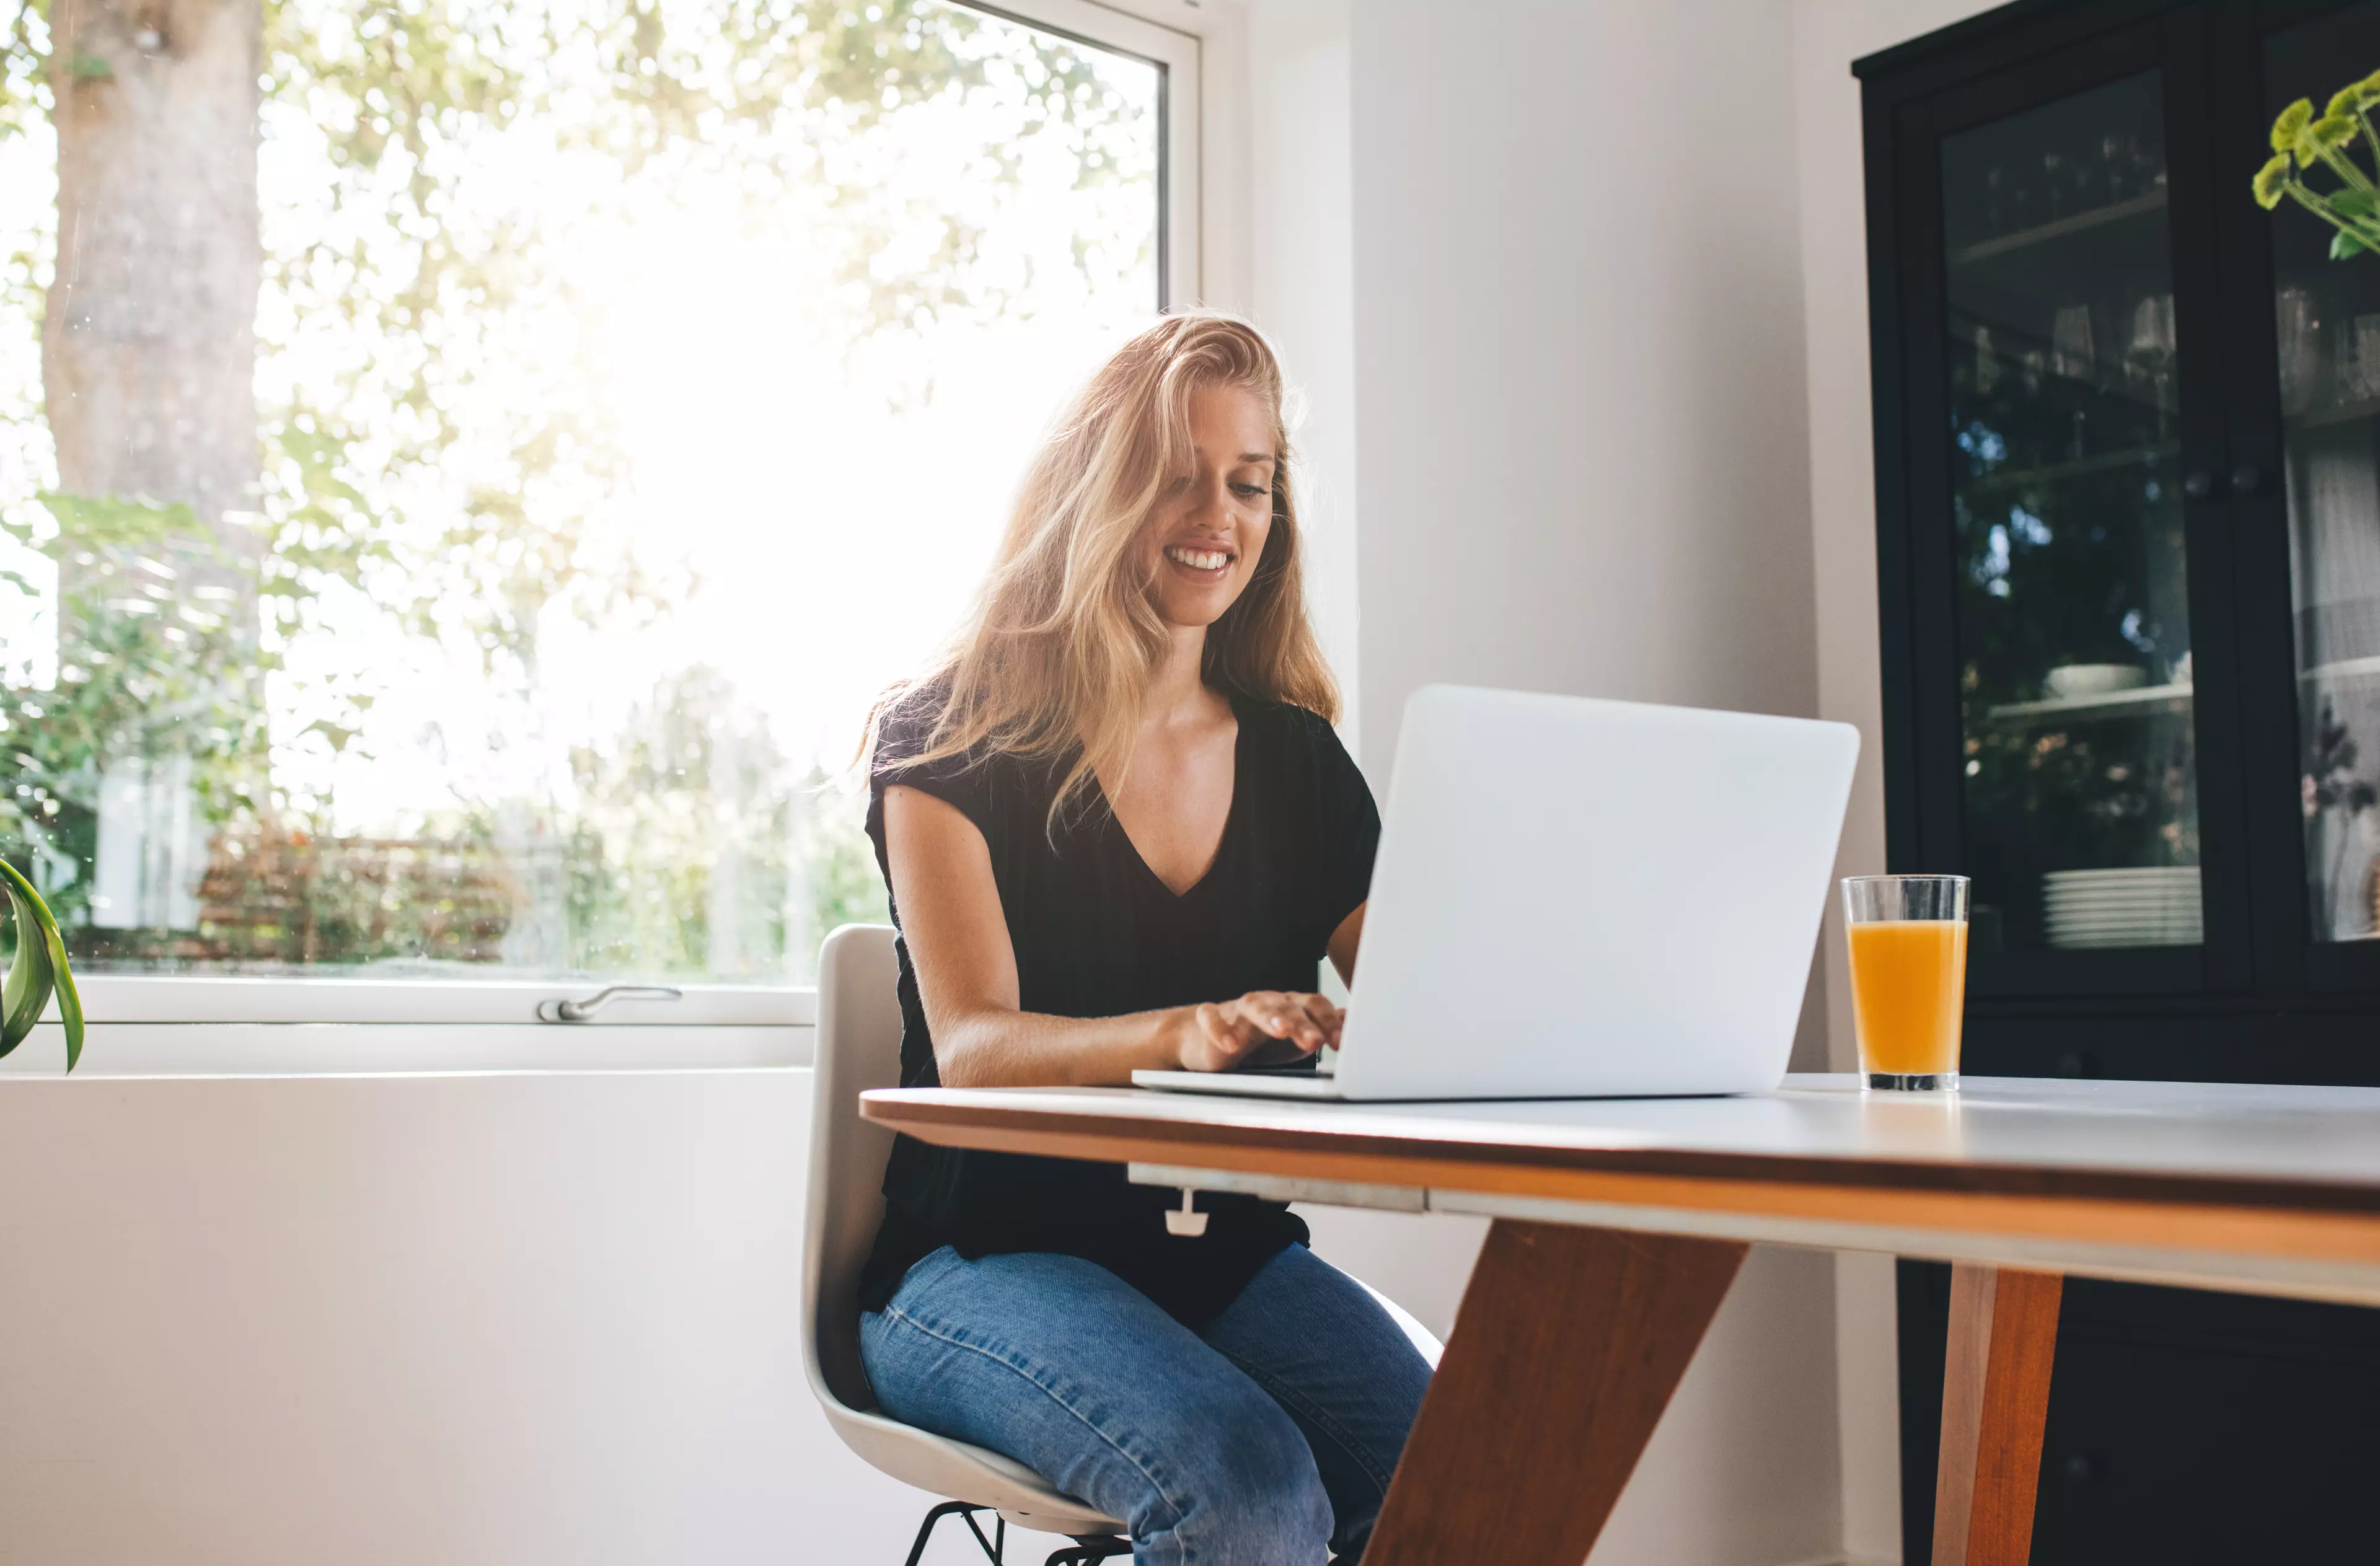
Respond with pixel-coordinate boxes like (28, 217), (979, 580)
(1334, 685), (1858, 1100)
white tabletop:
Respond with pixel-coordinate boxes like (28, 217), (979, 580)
(863, 1073), (2380, 1303)
(873, 1073), (2380, 1196)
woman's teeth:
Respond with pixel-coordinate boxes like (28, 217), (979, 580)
(1166, 545), (1232, 571)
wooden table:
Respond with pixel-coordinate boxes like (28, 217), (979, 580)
(862, 1073), (2380, 1566)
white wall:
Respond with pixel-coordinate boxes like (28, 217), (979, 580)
(0, 1071), (838, 1565)
(1350, 2), (1821, 761)
(1245, 0), (1364, 760)
(1344, 4), (1841, 1564)
(1787, 3), (2004, 1559)
(0, 1068), (1497, 1565)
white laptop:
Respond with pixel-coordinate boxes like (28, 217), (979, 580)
(1132, 684), (1859, 1102)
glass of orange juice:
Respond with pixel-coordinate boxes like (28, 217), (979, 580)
(1842, 875), (1969, 1091)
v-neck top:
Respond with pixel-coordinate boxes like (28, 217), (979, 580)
(855, 685), (1382, 1324)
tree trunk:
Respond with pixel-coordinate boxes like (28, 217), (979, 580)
(42, 0), (262, 936)
(43, 0), (260, 540)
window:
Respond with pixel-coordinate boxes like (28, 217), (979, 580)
(0, 0), (1193, 1010)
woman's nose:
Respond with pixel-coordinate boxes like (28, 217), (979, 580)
(1188, 473), (1232, 524)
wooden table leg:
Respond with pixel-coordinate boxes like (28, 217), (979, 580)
(1367, 1219), (1748, 1566)
(1932, 1264), (2063, 1566)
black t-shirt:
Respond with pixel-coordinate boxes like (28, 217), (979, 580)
(855, 685), (1382, 1324)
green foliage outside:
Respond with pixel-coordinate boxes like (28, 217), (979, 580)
(0, 0), (1150, 977)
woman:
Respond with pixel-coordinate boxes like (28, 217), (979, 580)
(857, 312), (1431, 1564)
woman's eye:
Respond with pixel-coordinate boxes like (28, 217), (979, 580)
(1232, 482), (1269, 498)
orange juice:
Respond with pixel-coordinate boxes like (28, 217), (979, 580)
(1846, 919), (1967, 1075)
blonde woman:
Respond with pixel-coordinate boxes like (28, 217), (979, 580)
(857, 314), (1430, 1563)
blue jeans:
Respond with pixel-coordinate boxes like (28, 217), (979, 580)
(860, 1243), (1433, 1565)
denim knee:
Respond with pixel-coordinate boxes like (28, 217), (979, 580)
(1140, 1382), (1333, 1564)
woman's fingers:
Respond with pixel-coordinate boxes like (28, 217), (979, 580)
(1240, 991), (1338, 1053)
(1202, 1000), (1272, 1063)
(1189, 992), (1347, 1070)
(1248, 993), (1321, 1050)
(1285, 996), (1330, 1050)
(1285, 993), (1336, 1044)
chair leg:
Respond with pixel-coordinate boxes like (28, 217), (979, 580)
(959, 1508), (1005, 1563)
(1042, 1537), (1130, 1565)
(904, 1500), (1002, 1566)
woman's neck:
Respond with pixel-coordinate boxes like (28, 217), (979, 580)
(1146, 623), (1225, 727)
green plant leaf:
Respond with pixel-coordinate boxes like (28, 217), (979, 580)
(0, 885), (33, 1055)
(0, 876), (54, 1057)
(42, 921), (84, 1074)
(2334, 228), (2370, 259)
(2336, 188), (2379, 219)
(0, 860), (73, 1067)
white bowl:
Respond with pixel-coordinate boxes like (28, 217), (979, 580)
(2045, 663), (2149, 699)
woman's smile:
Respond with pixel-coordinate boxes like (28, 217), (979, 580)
(1163, 541), (1237, 581)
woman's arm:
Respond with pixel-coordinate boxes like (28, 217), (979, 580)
(1326, 902), (1365, 988)
(884, 785), (1341, 1088)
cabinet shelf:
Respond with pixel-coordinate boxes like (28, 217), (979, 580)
(1947, 190), (2170, 268)
(2302, 656), (2380, 683)
(1965, 442), (2176, 494)
(1982, 682), (2193, 726)
(2289, 395), (2380, 431)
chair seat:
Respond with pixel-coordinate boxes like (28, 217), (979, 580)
(821, 1397), (1126, 1537)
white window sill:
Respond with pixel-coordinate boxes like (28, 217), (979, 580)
(0, 1019), (813, 1077)
(61, 975), (816, 1027)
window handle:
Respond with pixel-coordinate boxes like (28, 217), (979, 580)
(537, 985), (683, 1023)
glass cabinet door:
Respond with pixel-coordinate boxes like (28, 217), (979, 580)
(1937, 74), (2205, 957)
(2267, 3), (2380, 949)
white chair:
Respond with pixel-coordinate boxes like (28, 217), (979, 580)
(804, 923), (1130, 1565)
(802, 923), (1445, 1565)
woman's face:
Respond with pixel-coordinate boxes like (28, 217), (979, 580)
(1142, 383), (1277, 631)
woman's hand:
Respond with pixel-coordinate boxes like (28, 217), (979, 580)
(1179, 991), (1344, 1073)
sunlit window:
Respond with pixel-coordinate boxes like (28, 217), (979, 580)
(0, 0), (1164, 981)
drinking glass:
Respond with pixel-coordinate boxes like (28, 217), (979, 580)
(1842, 876), (1970, 1092)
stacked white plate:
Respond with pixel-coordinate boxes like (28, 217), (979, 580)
(2042, 866), (2203, 948)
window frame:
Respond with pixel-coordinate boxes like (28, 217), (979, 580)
(48, 0), (1209, 1034)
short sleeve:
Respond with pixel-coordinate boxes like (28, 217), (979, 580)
(865, 689), (1000, 848)
(1300, 710), (1380, 937)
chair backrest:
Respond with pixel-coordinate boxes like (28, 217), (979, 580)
(802, 922), (904, 1415)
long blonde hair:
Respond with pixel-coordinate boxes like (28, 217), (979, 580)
(877, 311), (1339, 827)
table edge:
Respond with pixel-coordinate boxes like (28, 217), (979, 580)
(859, 1090), (2380, 1217)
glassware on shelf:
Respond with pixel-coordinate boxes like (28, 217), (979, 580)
(2052, 304), (2096, 381)
(2125, 293), (2176, 410)
(2340, 314), (2380, 405)
(1937, 70), (2202, 954)
(2277, 286), (2325, 416)
(2104, 131), (2144, 203)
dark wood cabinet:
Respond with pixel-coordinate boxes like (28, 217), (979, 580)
(1859, 2), (2380, 1559)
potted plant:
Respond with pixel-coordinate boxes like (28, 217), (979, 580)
(2255, 70), (2380, 257)
(0, 861), (86, 1071)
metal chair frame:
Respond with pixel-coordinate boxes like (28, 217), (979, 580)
(899, 1499), (1133, 1566)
